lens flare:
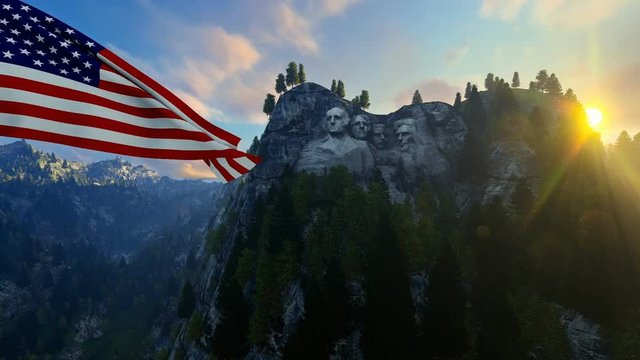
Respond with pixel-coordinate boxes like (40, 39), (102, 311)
(586, 108), (603, 129)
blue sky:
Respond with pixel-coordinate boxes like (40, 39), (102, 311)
(2, 0), (639, 179)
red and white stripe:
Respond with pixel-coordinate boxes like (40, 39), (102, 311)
(0, 59), (260, 182)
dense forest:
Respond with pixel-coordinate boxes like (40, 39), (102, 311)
(196, 76), (640, 359)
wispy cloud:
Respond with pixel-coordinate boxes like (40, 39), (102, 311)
(444, 44), (469, 65)
(178, 161), (217, 180)
(312, 0), (363, 17)
(480, 0), (528, 21)
(480, 0), (630, 27)
(394, 78), (459, 107)
(256, 1), (319, 55)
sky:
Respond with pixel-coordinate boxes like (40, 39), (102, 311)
(2, 0), (639, 179)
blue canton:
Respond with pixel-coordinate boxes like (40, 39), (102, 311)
(0, 0), (105, 87)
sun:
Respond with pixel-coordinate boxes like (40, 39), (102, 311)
(586, 108), (603, 129)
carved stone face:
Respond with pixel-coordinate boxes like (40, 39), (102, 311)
(351, 114), (370, 140)
(395, 124), (415, 152)
(325, 107), (349, 134)
(371, 124), (386, 149)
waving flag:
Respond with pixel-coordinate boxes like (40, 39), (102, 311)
(0, 0), (259, 182)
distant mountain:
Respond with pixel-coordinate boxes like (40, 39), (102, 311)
(0, 140), (221, 255)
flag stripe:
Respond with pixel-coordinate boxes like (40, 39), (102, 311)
(0, 113), (229, 151)
(99, 80), (154, 98)
(218, 158), (243, 179)
(0, 74), (181, 119)
(0, 101), (212, 141)
(225, 157), (249, 175)
(209, 157), (234, 182)
(0, 63), (170, 110)
(98, 49), (241, 147)
(0, 88), (202, 132)
(99, 67), (139, 87)
(0, 124), (245, 160)
(204, 159), (225, 182)
(234, 156), (258, 171)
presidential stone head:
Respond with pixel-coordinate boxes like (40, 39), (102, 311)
(350, 114), (370, 140)
(371, 123), (386, 149)
(393, 118), (417, 152)
(324, 107), (350, 135)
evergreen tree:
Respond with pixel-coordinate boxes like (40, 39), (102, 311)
(535, 69), (549, 92)
(362, 212), (415, 360)
(529, 81), (536, 91)
(213, 278), (250, 359)
(357, 90), (371, 109)
(512, 71), (520, 88)
(421, 241), (469, 359)
(564, 88), (577, 101)
(484, 73), (495, 91)
(177, 281), (196, 319)
(453, 92), (462, 111)
(464, 82), (472, 99)
(298, 63), (306, 84)
(331, 79), (337, 93)
(262, 93), (276, 116)
(412, 89), (423, 104)
(336, 80), (346, 98)
(546, 73), (562, 96)
(459, 85), (489, 182)
(285, 62), (299, 87)
(275, 74), (287, 94)
(248, 136), (260, 155)
(510, 178), (534, 214)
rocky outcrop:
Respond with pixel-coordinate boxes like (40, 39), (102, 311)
(561, 309), (608, 360)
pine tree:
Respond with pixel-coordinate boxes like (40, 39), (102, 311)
(512, 71), (520, 88)
(546, 73), (562, 96)
(331, 79), (337, 93)
(564, 88), (577, 101)
(464, 82), (472, 99)
(484, 73), (495, 91)
(421, 241), (469, 359)
(412, 89), (423, 104)
(262, 93), (276, 116)
(285, 62), (299, 87)
(336, 80), (345, 98)
(275, 74), (287, 94)
(177, 281), (196, 319)
(213, 278), (250, 359)
(298, 63), (306, 84)
(453, 92), (462, 111)
(248, 136), (260, 155)
(535, 70), (549, 92)
(358, 90), (370, 109)
(351, 95), (360, 106)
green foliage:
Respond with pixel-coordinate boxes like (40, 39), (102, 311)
(297, 63), (306, 84)
(275, 73), (287, 94)
(453, 92), (462, 111)
(546, 73), (563, 96)
(509, 292), (571, 359)
(484, 72), (495, 91)
(186, 312), (204, 341)
(564, 88), (577, 101)
(262, 93), (276, 116)
(352, 90), (371, 109)
(213, 277), (250, 359)
(464, 82), (472, 99)
(512, 71), (520, 88)
(285, 62), (299, 87)
(206, 222), (227, 255)
(234, 248), (256, 287)
(535, 69), (549, 92)
(336, 80), (345, 98)
(330, 79), (337, 92)
(177, 281), (196, 319)
(412, 89), (423, 104)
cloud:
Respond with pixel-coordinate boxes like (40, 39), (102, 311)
(480, 0), (529, 21)
(178, 161), (217, 180)
(444, 44), (469, 65)
(394, 78), (459, 107)
(257, 2), (319, 55)
(171, 27), (261, 98)
(479, 0), (629, 27)
(313, 0), (362, 17)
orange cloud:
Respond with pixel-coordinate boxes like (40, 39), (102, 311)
(178, 161), (217, 180)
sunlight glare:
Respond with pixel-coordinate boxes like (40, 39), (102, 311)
(586, 108), (603, 129)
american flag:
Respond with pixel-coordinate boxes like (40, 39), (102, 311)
(0, 0), (260, 182)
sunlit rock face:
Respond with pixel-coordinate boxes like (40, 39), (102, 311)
(483, 140), (539, 205)
(254, 82), (467, 200)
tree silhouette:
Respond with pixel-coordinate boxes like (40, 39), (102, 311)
(512, 71), (520, 88)
(412, 89), (423, 104)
